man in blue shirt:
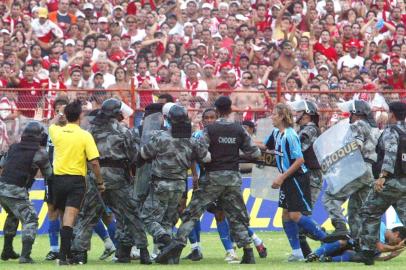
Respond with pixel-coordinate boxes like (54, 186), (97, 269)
(264, 103), (327, 261)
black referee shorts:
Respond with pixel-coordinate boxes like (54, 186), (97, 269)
(52, 175), (86, 211)
(279, 173), (312, 212)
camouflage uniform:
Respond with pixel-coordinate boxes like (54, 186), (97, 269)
(134, 124), (160, 208)
(134, 162), (152, 207)
(140, 130), (209, 242)
(323, 119), (377, 239)
(360, 122), (406, 251)
(72, 118), (148, 252)
(298, 122), (323, 205)
(175, 119), (261, 248)
(0, 148), (52, 243)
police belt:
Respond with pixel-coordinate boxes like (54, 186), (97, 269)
(151, 175), (183, 182)
(99, 159), (128, 169)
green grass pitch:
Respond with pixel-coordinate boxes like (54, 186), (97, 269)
(1, 232), (405, 269)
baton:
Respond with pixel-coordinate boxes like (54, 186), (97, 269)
(95, 189), (110, 215)
(239, 151), (277, 167)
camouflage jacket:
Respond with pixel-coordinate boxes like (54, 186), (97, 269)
(141, 130), (210, 181)
(88, 118), (139, 189)
(350, 119), (378, 162)
(379, 122), (406, 175)
(298, 122), (319, 152)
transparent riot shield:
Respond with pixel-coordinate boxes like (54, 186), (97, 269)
(313, 120), (367, 194)
(250, 117), (280, 201)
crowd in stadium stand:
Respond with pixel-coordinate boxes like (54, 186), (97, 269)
(0, 0), (405, 147)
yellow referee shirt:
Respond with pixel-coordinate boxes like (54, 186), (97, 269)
(49, 123), (99, 176)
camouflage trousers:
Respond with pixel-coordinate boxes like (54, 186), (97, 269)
(72, 181), (147, 251)
(133, 163), (152, 208)
(176, 184), (252, 248)
(0, 195), (38, 242)
(323, 165), (374, 239)
(140, 180), (185, 242)
(360, 178), (406, 251)
(309, 169), (323, 206)
(2, 213), (19, 237)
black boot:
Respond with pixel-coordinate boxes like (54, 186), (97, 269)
(182, 249), (203, 261)
(71, 250), (87, 264)
(1, 235), (19, 260)
(240, 248), (255, 264)
(139, 248), (152, 265)
(156, 234), (172, 246)
(351, 250), (375, 265)
(18, 240), (34, 264)
(322, 219), (350, 243)
(116, 245), (132, 263)
(155, 240), (184, 264)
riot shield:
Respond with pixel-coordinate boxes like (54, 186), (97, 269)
(313, 120), (367, 194)
(141, 112), (162, 146)
(250, 117), (280, 201)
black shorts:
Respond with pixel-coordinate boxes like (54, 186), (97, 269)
(279, 173), (312, 212)
(52, 175), (86, 211)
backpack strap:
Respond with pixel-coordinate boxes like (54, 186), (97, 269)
(391, 125), (406, 136)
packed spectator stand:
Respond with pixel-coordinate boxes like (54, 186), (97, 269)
(0, 0), (405, 151)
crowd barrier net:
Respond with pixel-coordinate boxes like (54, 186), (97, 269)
(0, 86), (405, 152)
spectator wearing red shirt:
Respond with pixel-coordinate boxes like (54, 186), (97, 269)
(9, 64), (42, 118)
(314, 30), (338, 62)
(387, 59), (405, 95)
(254, 4), (272, 32)
(41, 64), (67, 119)
(4, 2), (23, 31)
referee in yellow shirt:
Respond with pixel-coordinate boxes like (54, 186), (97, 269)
(49, 99), (105, 265)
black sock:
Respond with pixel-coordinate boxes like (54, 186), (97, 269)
(60, 226), (73, 261)
(299, 234), (312, 257)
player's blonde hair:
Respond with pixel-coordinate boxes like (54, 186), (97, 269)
(274, 103), (294, 127)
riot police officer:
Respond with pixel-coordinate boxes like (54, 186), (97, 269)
(0, 121), (52, 264)
(291, 100), (322, 257)
(140, 104), (210, 263)
(71, 98), (151, 264)
(354, 101), (406, 265)
(156, 96), (261, 264)
(324, 100), (378, 240)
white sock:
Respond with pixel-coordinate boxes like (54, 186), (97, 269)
(191, 242), (198, 250)
(104, 237), (114, 250)
(226, 249), (236, 255)
(131, 246), (140, 256)
(50, 246), (59, 252)
(251, 233), (262, 246)
(292, 249), (304, 258)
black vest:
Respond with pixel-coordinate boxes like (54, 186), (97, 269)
(302, 125), (321, 170)
(205, 122), (243, 172)
(1, 142), (39, 188)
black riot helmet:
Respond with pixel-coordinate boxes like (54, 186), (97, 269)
(168, 105), (192, 138)
(290, 100), (319, 126)
(349, 100), (377, 127)
(350, 100), (371, 116)
(101, 98), (122, 118)
(21, 121), (45, 143)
